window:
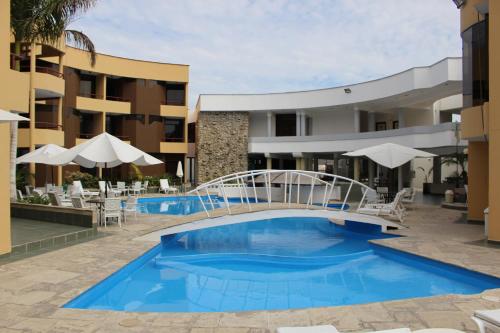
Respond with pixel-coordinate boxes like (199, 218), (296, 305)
(376, 122), (387, 131)
(165, 83), (186, 106)
(164, 118), (184, 142)
(462, 17), (489, 108)
(188, 123), (196, 143)
(79, 73), (97, 97)
(275, 114), (296, 136)
(392, 121), (399, 129)
(305, 116), (312, 136)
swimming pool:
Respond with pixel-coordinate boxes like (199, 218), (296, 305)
(65, 216), (500, 312)
(138, 196), (347, 215)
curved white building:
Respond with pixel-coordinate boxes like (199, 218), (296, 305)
(194, 57), (465, 190)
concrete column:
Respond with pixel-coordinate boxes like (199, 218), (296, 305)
(398, 109), (406, 128)
(398, 166), (403, 191)
(468, 142), (488, 221)
(368, 111), (376, 132)
(296, 110), (301, 136)
(313, 158), (319, 172)
(333, 154), (339, 175)
(28, 42), (36, 182)
(266, 111), (273, 137)
(353, 108), (360, 133)
(300, 111), (306, 136)
(353, 158), (360, 181)
(432, 156), (441, 184)
(266, 158), (272, 169)
(368, 160), (375, 188)
(432, 104), (440, 125)
(296, 158), (304, 171)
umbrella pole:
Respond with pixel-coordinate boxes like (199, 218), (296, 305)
(104, 162), (108, 198)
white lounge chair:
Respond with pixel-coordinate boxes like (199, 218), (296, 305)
(73, 180), (99, 198)
(103, 198), (122, 228)
(47, 191), (72, 207)
(357, 189), (406, 223)
(472, 309), (500, 333)
(142, 180), (149, 194)
(98, 181), (121, 197)
(159, 178), (178, 194)
(116, 181), (128, 196)
(402, 187), (416, 204)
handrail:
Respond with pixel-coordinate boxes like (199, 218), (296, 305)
(188, 169), (375, 218)
(18, 121), (62, 130)
(78, 93), (130, 102)
(19, 65), (64, 78)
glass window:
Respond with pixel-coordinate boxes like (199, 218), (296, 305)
(275, 114), (296, 136)
(462, 17), (489, 108)
(165, 83), (186, 106)
(164, 118), (185, 142)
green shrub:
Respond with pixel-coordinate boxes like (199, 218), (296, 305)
(16, 168), (34, 191)
(64, 171), (99, 188)
(20, 195), (50, 205)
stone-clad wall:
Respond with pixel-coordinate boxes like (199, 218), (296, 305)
(196, 112), (249, 184)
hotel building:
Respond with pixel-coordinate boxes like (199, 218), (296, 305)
(0, 0), (189, 254)
(458, 0), (499, 241)
(5, 6), (190, 187)
(194, 58), (465, 192)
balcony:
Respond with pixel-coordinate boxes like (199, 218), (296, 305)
(160, 141), (188, 154)
(461, 103), (488, 141)
(160, 104), (187, 118)
(18, 122), (64, 147)
(249, 123), (467, 155)
(76, 95), (131, 115)
(76, 133), (131, 145)
(17, 64), (65, 98)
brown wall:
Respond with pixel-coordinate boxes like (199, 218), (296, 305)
(467, 142), (488, 221)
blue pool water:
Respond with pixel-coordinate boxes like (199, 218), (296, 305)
(65, 217), (500, 312)
(138, 196), (347, 215)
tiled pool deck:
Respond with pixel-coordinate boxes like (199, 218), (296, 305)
(1, 202), (500, 332)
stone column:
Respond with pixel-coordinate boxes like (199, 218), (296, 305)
(266, 157), (272, 170)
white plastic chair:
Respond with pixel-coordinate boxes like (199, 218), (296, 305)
(472, 309), (500, 333)
(99, 181), (121, 197)
(122, 196), (139, 222)
(116, 181), (128, 195)
(130, 181), (142, 196)
(103, 198), (122, 228)
(402, 187), (416, 204)
(48, 191), (72, 207)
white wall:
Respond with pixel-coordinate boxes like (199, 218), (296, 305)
(249, 113), (268, 137)
(311, 109), (356, 135)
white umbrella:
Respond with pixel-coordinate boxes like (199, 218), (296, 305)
(0, 109), (29, 122)
(16, 144), (70, 186)
(343, 143), (435, 169)
(16, 144), (68, 165)
(48, 133), (163, 197)
(48, 132), (163, 168)
(176, 161), (184, 178)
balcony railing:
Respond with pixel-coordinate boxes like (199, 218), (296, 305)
(79, 132), (130, 141)
(18, 122), (62, 130)
(78, 93), (130, 102)
(163, 137), (184, 143)
(19, 65), (64, 78)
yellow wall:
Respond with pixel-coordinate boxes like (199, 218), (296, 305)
(0, 0), (12, 255)
(63, 47), (189, 83)
(461, 0), (488, 32)
(468, 142), (489, 221)
(76, 96), (131, 114)
(488, 0), (500, 241)
(461, 104), (489, 139)
(160, 142), (188, 154)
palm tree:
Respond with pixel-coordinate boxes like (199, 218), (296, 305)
(9, 0), (97, 200)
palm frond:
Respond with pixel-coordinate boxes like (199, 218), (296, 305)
(65, 29), (96, 66)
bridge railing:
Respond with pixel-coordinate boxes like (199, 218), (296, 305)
(187, 170), (375, 218)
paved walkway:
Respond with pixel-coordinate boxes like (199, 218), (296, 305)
(0, 202), (500, 332)
(11, 218), (88, 246)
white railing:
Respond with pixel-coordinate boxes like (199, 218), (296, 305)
(188, 170), (375, 218)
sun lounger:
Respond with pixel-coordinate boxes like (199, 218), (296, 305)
(159, 178), (178, 194)
(357, 189), (406, 223)
(472, 309), (500, 333)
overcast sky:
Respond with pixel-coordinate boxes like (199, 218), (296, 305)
(69, 0), (462, 110)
